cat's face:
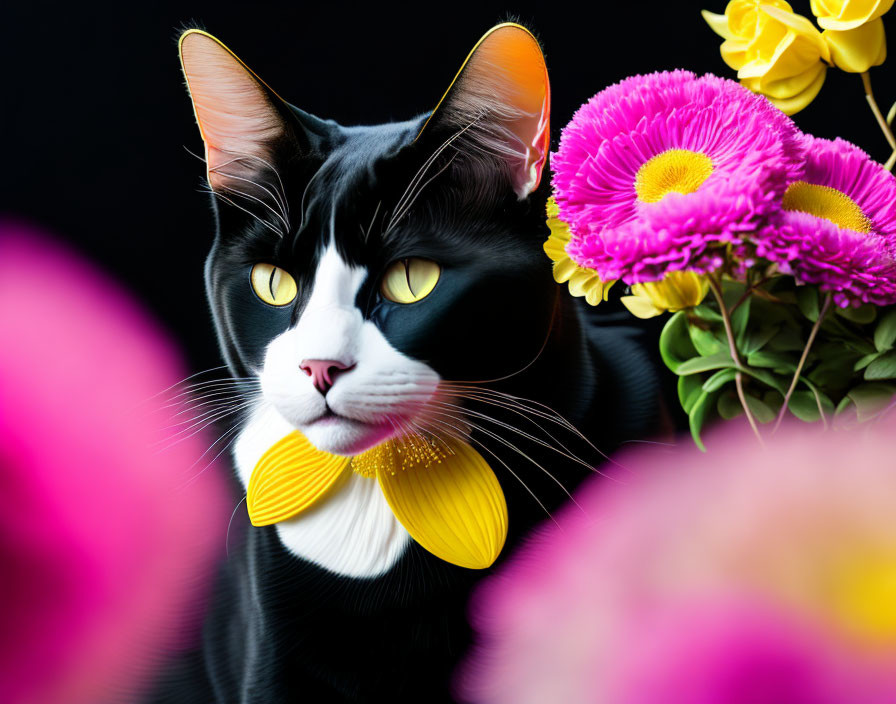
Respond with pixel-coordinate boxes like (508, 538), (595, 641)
(180, 25), (552, 458)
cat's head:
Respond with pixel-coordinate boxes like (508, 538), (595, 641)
(179, 24), (553, 457)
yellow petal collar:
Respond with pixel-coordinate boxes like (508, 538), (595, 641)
(247, 431), (508, 570)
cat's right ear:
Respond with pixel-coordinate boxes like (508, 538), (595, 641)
(178, 30), (296, 194)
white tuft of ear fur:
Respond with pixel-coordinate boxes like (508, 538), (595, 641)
(416, 23), (551, 199)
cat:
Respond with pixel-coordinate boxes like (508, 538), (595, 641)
(150, 20), (670, 704)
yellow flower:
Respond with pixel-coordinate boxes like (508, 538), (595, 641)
(811, 0), (892, 71)
(703, 1), (832, 114)
(544, 196), (615, 306)
(620, 271), (710, 319)
(811, 0), (894, 29)
(246, 431), (507, 570)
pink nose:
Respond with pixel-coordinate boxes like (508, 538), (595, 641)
(299, 359), (354, 395)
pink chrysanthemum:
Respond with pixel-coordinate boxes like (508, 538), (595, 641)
(456, 422), (896, 704)
(755, 135), (896, 307)
(551, 71), (803, 283)
(0, 222), (228, 704)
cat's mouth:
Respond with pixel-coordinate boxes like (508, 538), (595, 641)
(307, 407), (343, 425)
(300, 407), (394, 456)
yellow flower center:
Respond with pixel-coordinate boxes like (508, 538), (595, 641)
(782, 181), (872, 233)
(827, 556), (896, 643)
(351, 437), (447, 478)
(634, 149), (714, 203)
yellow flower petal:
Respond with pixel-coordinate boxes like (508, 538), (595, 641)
(543, 237), (569, 262)
(709, 0), (831, 113)
(812, 0), (894, 31)
(584, 277), (614, 306)
(552, 257), (578, 284)
(543, 196), (616, 305)
(823, 18), (887, 72)
(247, 431), (352, 527)
(750, 60), (827, 99)
(745, 62), (827, 114)
(622, 272), (709, 319)
(621, 294), (665, 319)
(702, 9), (734, 40)
(567, 267), (597, 297)
(376, 435), (508, 570)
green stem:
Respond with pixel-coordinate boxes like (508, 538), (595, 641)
(772, 292), (832, 433)
(708, 275), (763, 445)
(861, 72), (896, 170)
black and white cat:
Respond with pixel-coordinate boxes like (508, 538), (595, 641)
(152, 22), (669, 703)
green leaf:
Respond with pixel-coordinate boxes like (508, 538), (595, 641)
(741, 324), (779, 356)
(678, 374), (704, 415)
(731, 295), (752, 345)
(676, 352), (736, 376)
(854, 352), (881, 371)
(847, 383), (896, 422)
(835, 395), (855, 418)
(843, 337), (877, 356)
(765, 325), (805, 352)
(864, 350), (896, 380)
(691, 304), (723, 324)
(808, 345), (863, 392)
(688, 321), (726, 357)
(717, 391), (743, 419)
(874, 309), (896, 352)
(796, 377), (835, 419)
(788, 391), (817, 422)
(659, 311), (699, 373)
(796, 286), (819, 322)
(744, 394), (776, 423)
(746, 350), (798, 372)
(835, 304), (876, 325)
(721, 278), (746, 309)
(739, 367), (787, 394)
(702, 368), (738, 393)
(689, 389), (721, 451)
(762, 389), (784, 414)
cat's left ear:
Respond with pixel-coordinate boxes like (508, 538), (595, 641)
(178, 29), (298, 194)
(415, 23), (550, 200)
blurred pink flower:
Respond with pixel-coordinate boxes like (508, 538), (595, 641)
(0, 221), (229, 704)
(458, 423), (896, 703)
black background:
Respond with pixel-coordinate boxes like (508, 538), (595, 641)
(3, 1), (893, 371)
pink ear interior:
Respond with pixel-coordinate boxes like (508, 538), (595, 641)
(179, 30), (286, 192)
(418, 24), (551, 199)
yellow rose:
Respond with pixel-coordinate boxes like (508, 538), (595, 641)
(811, 0), (893, 30)
(811, 1), (892, 72)
(703, 1), (832, 114)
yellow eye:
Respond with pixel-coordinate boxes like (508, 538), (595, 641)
(381, 258), (440, 304)
(250, 263), (297, 306)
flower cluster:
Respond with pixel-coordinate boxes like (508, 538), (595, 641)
(545, 64), (896, 445)
(548, 69), (896, 312)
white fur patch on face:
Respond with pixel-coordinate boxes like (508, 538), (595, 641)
(259, 246), (439, 456)
(233, 245), (439, 577)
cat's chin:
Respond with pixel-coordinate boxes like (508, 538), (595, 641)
(299, 413), (394, 457)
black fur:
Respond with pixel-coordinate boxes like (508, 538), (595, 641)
(150, 36), (673, 704)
